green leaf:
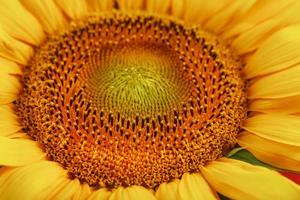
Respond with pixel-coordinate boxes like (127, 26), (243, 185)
(228, 149), (276, 170)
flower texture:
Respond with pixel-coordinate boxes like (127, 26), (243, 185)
(1, 0), (300, 199)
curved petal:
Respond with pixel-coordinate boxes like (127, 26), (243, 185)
(238, 131), (300, 172)
(244, 25), (300, 79)
(170, 0), (185, 18)
(20, 0), (66, 34)
(222, 0), (296, 38)
(155, 179), (180, 200)
(117, 0), (144, 11)
(146, 0), (171, 14)
(0, 136), (45, 166)
(204, 0), (255, 34)
(0, 167), (16, 186)
(109, 186), (156, 200)
(183, 0), (228, 25)
(87, 0), (114, 12)
(73, 183), (92, 200)
(0, 26), (33, 65)
(248, 63), (300, 99)
(0, 0), (44, 45)
(0, 57), (22, 75)
(0, 161), (67, 200)
(88, 188), (111, 200)
(178, 173), (218, 200)
(231, 1), (300, 55)
(0, 104), (22, 136)
(54, 0), (88, 20)
(201, 158), (300, 199)
(0, 75), (21, 104)
(243, 114), (300, 146)
(37, 177), (68, 200)
(249, 95), (300, 114)
(8, 132), (30, 139)
(40, 178), (82, 200)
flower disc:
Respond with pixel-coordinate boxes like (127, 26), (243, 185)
(17, 12), (247, 188)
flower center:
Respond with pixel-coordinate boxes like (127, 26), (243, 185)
(84, 43), (191, 117)
(17, 12), (247, 189)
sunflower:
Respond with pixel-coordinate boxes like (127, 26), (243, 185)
(1, 0), (300, 199)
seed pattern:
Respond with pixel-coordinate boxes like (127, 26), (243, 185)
(17, 12), (247, 189)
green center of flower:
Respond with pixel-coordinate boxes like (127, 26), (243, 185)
(16, 12), (247, 189)
(83, 43), (191, 117)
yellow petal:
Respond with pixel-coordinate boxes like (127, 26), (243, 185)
(0, 26), (33, 65)
(250, 95), (300, 114)
(243, 114), (300, 146)
(155, 179), (180, 200)
(238, 131), (300, 172)
(37, 177), (68, 200)
(146, 0), (171, 14)
(8, 132), (30, 139)
(201, 158), (300, 199)
(231, 2), (300, 55)
(0, 104), (22, 136)
(204, 0), (255, 34)
(73, 183), (92, 200)
(0, 167), (15, 186)
(87, 0), (114, 12)
(56, 179), (82, 199)
(0, 0), (44, 46)
(244, 25), (300, 78)
(20, 0), (66, 34)
(88, 188), (111, 200)
(233, 19), (282, 54)
(0, 57), (22, 75)
(248, 64), (300, 99)
(178, 173), (218, 200)
(183, 0), (228, 24)
(170, 0), (185, 18)
(222, 0), (296, 38)
(55, 0), (88, 20)
(117, 0), (144, 11)
(0, 161), (67, 200)
(0, 75), (21, 104)
(0, 136), (45, 166)
(41, 178), (82, 200)
(109, 186), (156, 200)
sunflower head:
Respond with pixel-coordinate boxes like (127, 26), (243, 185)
(0, 0), (300, 199)
(16, 12), (247, 188)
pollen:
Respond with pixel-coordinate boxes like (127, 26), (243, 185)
(16, 12), (247, 189)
